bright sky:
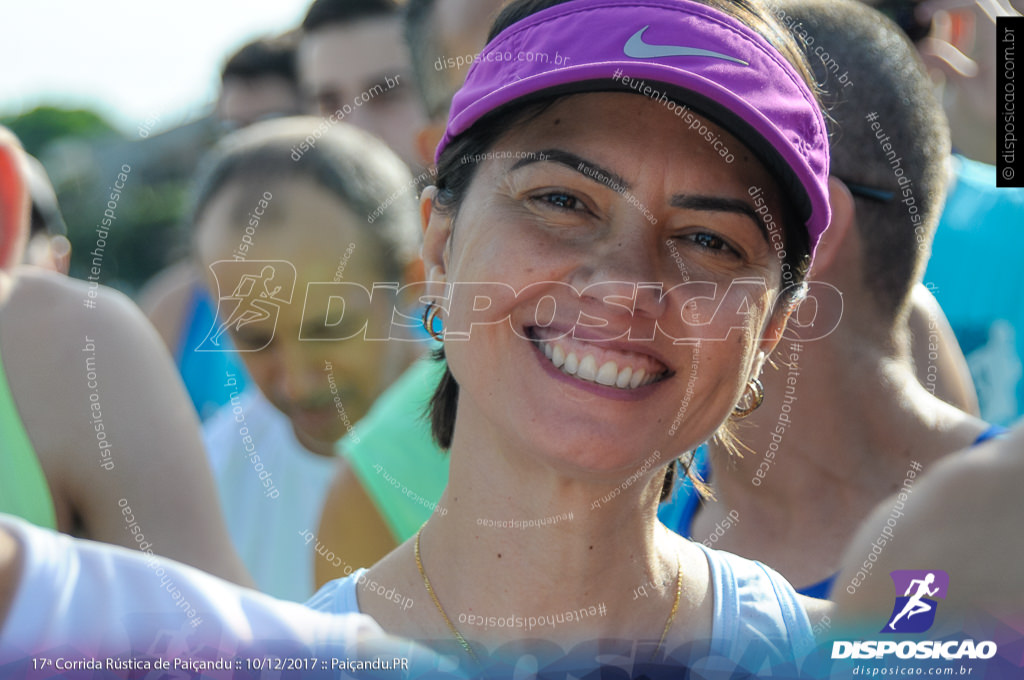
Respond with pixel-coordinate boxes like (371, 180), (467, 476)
(0, 0), (312, 135)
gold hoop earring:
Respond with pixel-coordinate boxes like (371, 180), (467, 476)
(732, 377), (764, 418)
(422, 302), (445, 342)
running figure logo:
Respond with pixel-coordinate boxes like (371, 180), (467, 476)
(197, 260), (296, 352)
(882, 570), (949, 634)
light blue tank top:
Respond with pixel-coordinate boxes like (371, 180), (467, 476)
(305, 544), (814, 673)
(693, 542), (814, 673)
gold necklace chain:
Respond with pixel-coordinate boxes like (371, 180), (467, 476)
(655, 546), (684, 659)
(413, 527), (684, 662)
(414, 527), (479, 662)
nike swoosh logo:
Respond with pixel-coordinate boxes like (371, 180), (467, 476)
(623, 26), (748, 65)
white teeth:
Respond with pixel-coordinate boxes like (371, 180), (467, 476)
(536, 329), (663, 387)
(577, 355), (598, 381)
(564, 352), (580, 375)
(536, 337), (663, 390)
(596, 361), (618, 386)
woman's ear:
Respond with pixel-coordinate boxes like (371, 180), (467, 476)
(0, 132), (29, 272)
(419, 185), (452, 297)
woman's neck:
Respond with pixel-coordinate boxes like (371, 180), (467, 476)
(361, 424), (713, 654)
(418, 483), (684, 647)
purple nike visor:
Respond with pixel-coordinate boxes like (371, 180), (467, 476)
(437, 0), (831, 256)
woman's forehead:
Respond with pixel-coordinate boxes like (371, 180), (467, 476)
(499, 94), (728, 154)
(487, 93), (780, 200)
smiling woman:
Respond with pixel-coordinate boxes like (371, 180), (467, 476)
(302, 0), (832, 674)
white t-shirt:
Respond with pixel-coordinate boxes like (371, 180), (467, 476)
(0, 515), (384, 666)
(203, 389), (339, 602)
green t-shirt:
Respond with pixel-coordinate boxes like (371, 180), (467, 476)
(0, 343), (57, 529)
(339, 356), (449, 541)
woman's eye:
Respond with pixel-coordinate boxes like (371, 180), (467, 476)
(682, 232), (737, 255)
(532, 192), (585, 212)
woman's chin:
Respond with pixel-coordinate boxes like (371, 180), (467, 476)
(511, 423), (670, 478)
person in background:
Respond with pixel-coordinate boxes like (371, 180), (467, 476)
(875, 0), (1019, 167)
(817, 420), (1024, 678)
(403, 0), (509, 166)
(22, 154), (71, 275)
(192, 117), (422, 602)
(659, 0), (997, 599)
(140, 34), (306, 422)
(0, 122), (454, 680)
(867, 0), (1024, 426)
(298, 0), (427, 170)
(0, 126), (250, 586)
(905, 283), (978, 414)
(831, 423), (1024, 633)
(0, 513), (415, 670)
(314, 0), (505, 588)
(217, 31), (305, 130)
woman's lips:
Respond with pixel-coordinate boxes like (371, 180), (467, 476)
(528, 325), (671, 390)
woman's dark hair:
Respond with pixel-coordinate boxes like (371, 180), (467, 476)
(426, 0), (822, 500)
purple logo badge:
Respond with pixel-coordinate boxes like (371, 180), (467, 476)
(882, 570), (949, 634)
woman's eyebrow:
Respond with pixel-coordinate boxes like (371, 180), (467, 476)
(510, 149), (631, 192)
(510, 153), (768, 237)
(669, 194), (766, 236)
